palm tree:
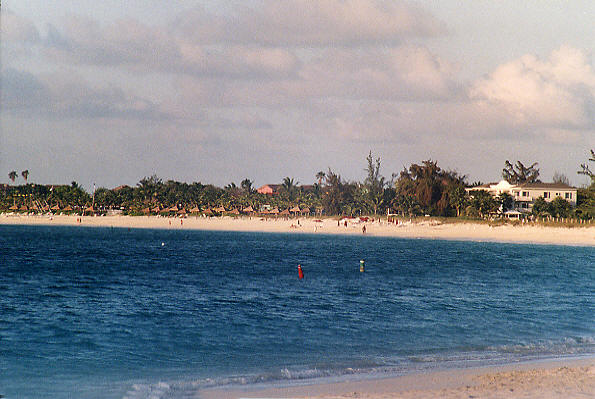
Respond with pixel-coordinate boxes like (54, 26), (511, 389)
(240, 178), (253, 194)
(316, 171), (326, 186)
(21, 170), (29, 182)
(282, 177), (299, 201)
(8, 171), (17, 183)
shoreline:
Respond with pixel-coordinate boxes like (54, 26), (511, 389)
(1, 213), (594, 247)
(200, 356), (595, 399)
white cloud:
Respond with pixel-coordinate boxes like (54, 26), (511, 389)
(470, 46), (595, 128)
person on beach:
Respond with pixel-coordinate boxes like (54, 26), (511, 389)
(362, 225), (366, 234)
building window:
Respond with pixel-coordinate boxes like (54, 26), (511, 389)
(543, 192), (550, 199)
(565, 193), (572, 199)
(522, 191), (529, 197)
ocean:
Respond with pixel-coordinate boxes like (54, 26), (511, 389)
(0, 225), (593, 398)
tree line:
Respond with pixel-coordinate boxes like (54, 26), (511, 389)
(2, 150), (594, 219)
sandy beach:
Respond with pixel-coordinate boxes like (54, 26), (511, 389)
(1, 213), (594, 247)
(200, 357), (595, 399)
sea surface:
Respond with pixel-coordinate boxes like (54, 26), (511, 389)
(0, 224), (593, 398)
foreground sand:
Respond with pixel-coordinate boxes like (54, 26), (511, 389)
(1, 213), (594, 246)
(201, 358), (595, 399)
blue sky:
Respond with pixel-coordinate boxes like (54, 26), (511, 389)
(2, 1), (594, 190)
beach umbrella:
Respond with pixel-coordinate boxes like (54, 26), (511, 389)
(242, 205), (254, 213)
(20, 205), (29, 211)
(229, 208), (240, 215)
(269, 207), (279, 214)
(203, 208), (213, 215)
(177, 208), (187, 215)
(189, 206), (201, 213)
(301, 207), (310, 215)
(63, 205), (73, 211)
(142, 207), (151, 214)
(280, 209), (290, 216)
(51, 204), (61, 211)
(290, 206), (301, 213)
(9, 205), (19, 211)
(152, 206), (161, 213)
(214, 206), (226, 213)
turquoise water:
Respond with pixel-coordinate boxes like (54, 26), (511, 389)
(0, 225), (593, 398)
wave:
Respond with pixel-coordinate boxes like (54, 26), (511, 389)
(123, 336), (595, 399)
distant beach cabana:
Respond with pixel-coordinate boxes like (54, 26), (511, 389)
(242, 205), (255, 214)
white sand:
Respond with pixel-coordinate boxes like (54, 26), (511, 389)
(1, 213), (594, 246)
(201, 358), (595, 399)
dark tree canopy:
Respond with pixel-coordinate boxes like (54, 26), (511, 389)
(502, 160), (540, 184)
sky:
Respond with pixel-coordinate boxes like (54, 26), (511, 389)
(1, 1), (594, 191)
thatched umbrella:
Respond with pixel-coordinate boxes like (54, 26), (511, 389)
(214, 206), (226, 213)
(152, 206), (161, 213)
(269, 207), (279, 215)
(229, 208), (240, 215)
(42, 205), (50, 212)
(301, 207), (311, 215)
(20, 205), (29, 211)
(142, 207), (151, 214)
(242, 205), (255, 214)
(290, 206), (301, 214)
(84, 206), (95, 215)
(51, 204), (61, 211)
(9, 205), (19, 211)
(202, 208), (213, 215)
(189, 206), (201, 214)
(63, 205), (73, 211)
(280, 209), (290, 216)
(177, 208), (187, 215)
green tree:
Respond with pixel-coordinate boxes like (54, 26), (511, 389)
(550, 197), (571, 218)
(449, 186), (468, 217)
(281, 177), (298, 201)
(240, 178), (254, 194)
(502, 160), (540, 184)
(363, 151), (386, 215)
(8, 171), (17, 183)
(470, 190), (498, 217)
(21, 170), (29, 182)
(531, 197), (552, 217)
(498, 192), (513, 213)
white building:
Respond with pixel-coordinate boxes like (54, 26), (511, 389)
(466, 180), (577, 213)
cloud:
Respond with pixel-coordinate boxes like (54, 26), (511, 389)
(1, 9), (40, 43)
(470, 46), (595, 129)
(172, 0), (445, 47)
(1, 68), (165, 120)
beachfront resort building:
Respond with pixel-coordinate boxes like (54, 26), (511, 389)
(466, 180), (577, 213)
